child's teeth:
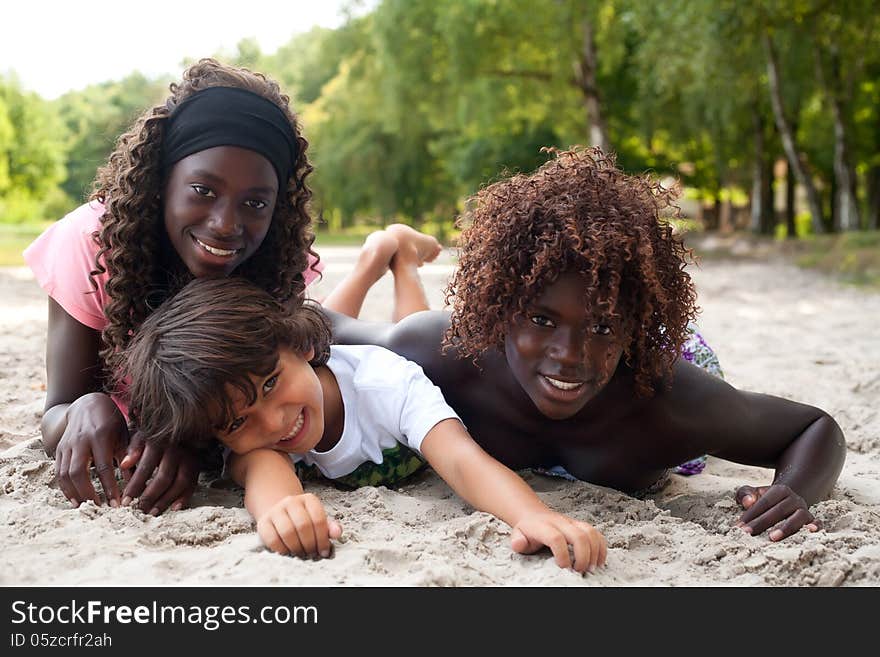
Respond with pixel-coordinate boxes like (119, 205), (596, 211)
(285, 411), (304, 440)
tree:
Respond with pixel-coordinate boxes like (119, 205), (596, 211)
(808, 1), (877, 231)
(55, 73), (169, 204)
(764, 28), (826, 233)
(627, 1), (767, 230)
(0, 76), (68, 222)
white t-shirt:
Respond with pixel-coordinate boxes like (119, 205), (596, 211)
(292, 344), (461, 479)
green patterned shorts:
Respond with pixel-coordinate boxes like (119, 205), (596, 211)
(294, 445), (428, 490)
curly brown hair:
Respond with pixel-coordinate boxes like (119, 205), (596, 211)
(89, 58), (318, 378)
(445, 146), (698, 397)
(117, 278), (331, 449)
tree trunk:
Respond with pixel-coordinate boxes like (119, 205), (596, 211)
(575, 18), (610, 153)
(762, 156), (775, 234)
(831, 114), (859, 230)
(711, 195), (722, 232)
(763, 32), (825, 234)
(701, 197), (720, 232)
(818, 46), (861, 231)
(829, 174), (837, 232)
(720, 192), (733, 234)
(750, 103), (775, 235)
(868, 164), (880, 230)
(785, 157), (797, 238)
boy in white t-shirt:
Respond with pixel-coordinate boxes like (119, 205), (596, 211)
(118, 277), (606, 573)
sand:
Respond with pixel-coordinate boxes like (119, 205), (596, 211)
(2, 241), (878, 586)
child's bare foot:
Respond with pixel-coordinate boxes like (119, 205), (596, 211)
(385, 223), (442, 268)
(358, 229), (400, 283)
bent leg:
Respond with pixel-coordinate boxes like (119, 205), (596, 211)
(320, 230), (399, 318)
(385, 224), (440, 322)
(321, 223), (441, 322)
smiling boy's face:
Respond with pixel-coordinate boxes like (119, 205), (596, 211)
(216, 348), (326, 456)
(503, 272), (625, 420)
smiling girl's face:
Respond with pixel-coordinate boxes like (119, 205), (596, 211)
(162, 145), (279, 278)
(216, 347), (326, 456)
(503, 272), (626, 420)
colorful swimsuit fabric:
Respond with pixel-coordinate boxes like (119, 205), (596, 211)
(294, 446), (427, 490)
(672, 324), (725, 475)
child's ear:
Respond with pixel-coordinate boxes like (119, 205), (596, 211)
(304, 347), (315, 362)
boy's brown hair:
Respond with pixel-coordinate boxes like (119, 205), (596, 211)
(445, 146), (698, 397)
(116, 277), (331, 448)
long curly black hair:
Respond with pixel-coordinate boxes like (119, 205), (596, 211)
(445, 146), (698, 397)
(89, 58), (318, 378)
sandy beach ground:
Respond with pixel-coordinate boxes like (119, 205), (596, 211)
(1, 241), (878, 586)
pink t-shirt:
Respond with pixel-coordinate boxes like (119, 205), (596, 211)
(24, 201), (324, 416)
(24, 200), (323, 330)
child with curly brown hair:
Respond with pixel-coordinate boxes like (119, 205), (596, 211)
(118, 277), (606, 572)
(329, 146), (846, 543)
(23, 58), (440, 518)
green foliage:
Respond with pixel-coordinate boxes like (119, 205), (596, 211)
(792, 230), (880, 287)
(55, 73), (170, 204)
(0, 77), (69, 223)
(0, 219), (54, 265)
(774, 211), (814, 238)
(2, 0), (878, 239)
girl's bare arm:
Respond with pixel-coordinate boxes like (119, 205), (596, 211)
(43, 298), (125, 505)
(44, 299), (200, 514)
(667, 361), (846, 539)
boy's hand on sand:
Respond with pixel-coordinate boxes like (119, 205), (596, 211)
(55, 392), (127, 508)
(256, 493), (342, 558)
(120, 433), (199, 515)
(509, 512), (606, 574)
(736, 484), (820, 541)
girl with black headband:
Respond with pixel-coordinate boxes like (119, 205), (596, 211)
(24, 58), (441, 517)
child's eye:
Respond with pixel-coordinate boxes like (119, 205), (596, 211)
(245, 199), (268, 210)
(228, 416), (246, 433)
(191, 184), (215, 197)
(529, 315), (555, 328)
(262, 374), (279, 394)
(592, 324), (612, 336)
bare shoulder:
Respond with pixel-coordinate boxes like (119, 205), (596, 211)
(324, 308), (474, 386)
(387, 310), (451, 356)
(663, 359), (738, 408)
(386, 311), (474, 386)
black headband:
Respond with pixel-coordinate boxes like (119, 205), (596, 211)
(161, 86), (298, 187)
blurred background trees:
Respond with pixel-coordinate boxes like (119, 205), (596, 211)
(1, 0), (878, 240)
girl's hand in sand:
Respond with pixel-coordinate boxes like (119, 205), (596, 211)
(735, 484), (820, 541)
(509, 512), (606, 574)
(256, 493), (342, 558)
(55, 392), (128, 508)
(119, 433), (200, 515)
